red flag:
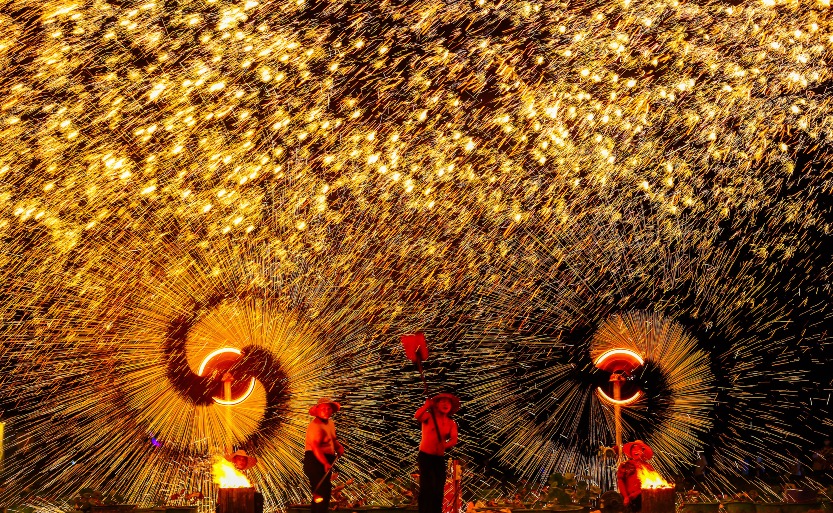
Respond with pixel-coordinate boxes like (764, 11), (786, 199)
(401, 332), (428, 363)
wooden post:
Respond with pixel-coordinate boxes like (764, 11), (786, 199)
(641, 487), (675, 513)
(217, 488), (263, 513)
(611, 372), (625, 463)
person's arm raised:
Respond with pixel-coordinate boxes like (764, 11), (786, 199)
(414, 399), (433, 421)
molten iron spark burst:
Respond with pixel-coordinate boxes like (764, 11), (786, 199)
(1, 0), (831, 509)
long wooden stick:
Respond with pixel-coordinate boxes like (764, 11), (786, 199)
(452, 459), (461, 513)
(614, 378), (623, 464)
(312, 455), (339, 498)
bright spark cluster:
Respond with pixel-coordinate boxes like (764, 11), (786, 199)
(1, 0), (831, 509)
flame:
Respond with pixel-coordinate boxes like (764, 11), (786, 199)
(213, 457), (252, 488)
(637, 467), (672, 489)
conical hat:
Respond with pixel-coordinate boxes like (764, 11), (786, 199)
(224, 449), (258, 470)
(623, 440), (653, 460)
(430, 393), (460, 414)
(309, 397), (342, 416)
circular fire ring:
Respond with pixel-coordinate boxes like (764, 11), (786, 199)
(593, 348), (644, 405)
(198, 347), (256, 405)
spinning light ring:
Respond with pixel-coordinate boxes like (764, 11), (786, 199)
(596, 388), (643, 405)
(593, 348), (645, 405)
(198, 347), (256, 406)
(593, 348), (645, 369)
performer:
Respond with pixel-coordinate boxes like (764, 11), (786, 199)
(617, 440), (655, 512)
(415, 393), (459, 513)
(224, 449), (258, 471)
(304, 398), (345, 513)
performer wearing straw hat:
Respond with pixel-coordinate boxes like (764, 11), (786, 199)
(304, 398), (345, 513)
(415, 392), (459, 513)
(224, 449), (258, 471)
(617, 440), (655, 512)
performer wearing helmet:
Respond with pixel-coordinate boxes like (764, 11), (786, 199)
(415, 393), (460, 513)
(305, 398), (345, 513)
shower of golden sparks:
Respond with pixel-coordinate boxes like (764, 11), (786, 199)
(1, 0), (832, 508)
(0, 238), (437, 507)
(447, 200), (827, 491)
(590, 313), (715, 473)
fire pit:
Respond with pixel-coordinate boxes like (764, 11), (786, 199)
(216, 487), (263, 513)
(638, 467), (675, 513)
(213, 458), (262, 513)
(641, 487), (675, 513)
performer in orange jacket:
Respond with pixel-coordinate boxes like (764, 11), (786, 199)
(617, 440), (656, 512)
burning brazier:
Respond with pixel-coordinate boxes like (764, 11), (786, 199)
(214, 457), (262, 513)
(641, 487), (675, 513)
(216, 487), (263, 513)
(639, 467), (675, 513)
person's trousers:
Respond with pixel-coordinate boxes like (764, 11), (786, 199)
(304, 451), (337, 513)
(418, 451), (447, 513)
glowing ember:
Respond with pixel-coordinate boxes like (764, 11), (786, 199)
(638, 467), (672, 489)
(213, 458), (252, 488)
